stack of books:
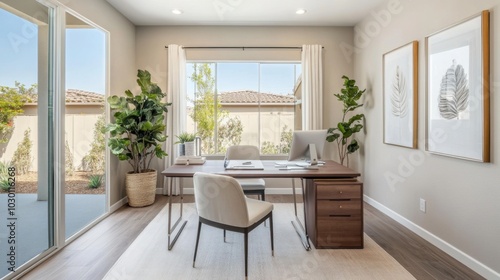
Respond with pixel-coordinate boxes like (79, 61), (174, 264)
(174, 156), (206, 165)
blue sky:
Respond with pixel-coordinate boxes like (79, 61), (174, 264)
(186, 62), (301, 101)
(0, 8), (106, 94)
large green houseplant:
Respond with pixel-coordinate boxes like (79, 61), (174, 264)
(326, 75), (365, 167)
(106, 70), (170, 207)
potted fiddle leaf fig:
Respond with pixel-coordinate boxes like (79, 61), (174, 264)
(106, 69), (171, 207)
(326, 75), (365, 167)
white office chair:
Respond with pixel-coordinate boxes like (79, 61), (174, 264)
(193, 172), (274, 279)
(225, 145), (266, 201)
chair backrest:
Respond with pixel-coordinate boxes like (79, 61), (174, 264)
(225, 145), (261, 160)
(193, 172), (249, 228)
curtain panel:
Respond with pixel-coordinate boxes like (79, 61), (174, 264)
(163, 44), (186, 195)
(301, 45), (323, 130)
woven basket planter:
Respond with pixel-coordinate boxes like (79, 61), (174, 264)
(126, 169), (157, 207)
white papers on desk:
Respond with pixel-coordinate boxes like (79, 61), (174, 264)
(224, 160), (264, 170)
(275, 161), (310, 167)
(274, 161), (325, 167)
(277, 165), (320, 171)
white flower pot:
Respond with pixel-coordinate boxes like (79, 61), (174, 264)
(184, 141), (195, 156)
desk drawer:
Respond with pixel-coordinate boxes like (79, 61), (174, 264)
(316, 218), (363, 248)
(317, 200), (361, 217)
(316, 183), (361, 199)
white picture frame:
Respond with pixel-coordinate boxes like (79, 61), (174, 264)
(425, 10), (490, 162)
(383, 41), (418, 148)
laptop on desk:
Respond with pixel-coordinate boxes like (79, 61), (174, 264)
(224, 159), (265, 170)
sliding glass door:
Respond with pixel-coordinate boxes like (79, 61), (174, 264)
(0, 1), (55, 278)
(0, 1), (109, 277)
(64, 11), (107, 240)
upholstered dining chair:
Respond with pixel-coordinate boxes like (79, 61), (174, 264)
(192, 172), (274, 279)
(225, 145), (266, 201)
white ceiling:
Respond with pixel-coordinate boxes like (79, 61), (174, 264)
(106, 0), (387, 26)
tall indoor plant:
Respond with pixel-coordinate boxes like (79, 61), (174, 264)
(326, 75), (365, 167)
(106, 70), (170, 207)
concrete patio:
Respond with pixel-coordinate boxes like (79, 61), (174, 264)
(0, 193), (106, 277)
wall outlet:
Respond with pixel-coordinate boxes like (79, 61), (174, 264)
(419, 198), (426, 213)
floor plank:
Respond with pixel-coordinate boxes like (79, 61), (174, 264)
(363, 203), (484, 280)
(21, 195), (483, 280)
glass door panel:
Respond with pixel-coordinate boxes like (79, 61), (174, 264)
(0, 1), (54, 277)
(64, 12), (107, 239)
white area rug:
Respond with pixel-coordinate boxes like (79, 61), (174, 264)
(104, 203), (415, 280)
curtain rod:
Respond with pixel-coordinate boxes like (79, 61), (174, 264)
(164, 46), (323, 50)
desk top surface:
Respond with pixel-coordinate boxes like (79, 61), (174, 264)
(162, 160), (360, 179)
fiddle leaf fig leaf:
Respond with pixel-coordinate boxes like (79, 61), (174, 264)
(347, 139), (359, 154)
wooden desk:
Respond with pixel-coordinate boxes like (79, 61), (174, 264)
(162, 160), (359, 179)
(162, 160), (363, 250)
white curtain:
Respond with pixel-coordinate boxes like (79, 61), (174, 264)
(301, 45), (323, 130)
(163, 44), (186, 195)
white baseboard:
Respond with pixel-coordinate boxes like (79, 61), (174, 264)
(364, 195), (500, 280)
(109, 196), (128, 213)
(177, 187), (302, 195)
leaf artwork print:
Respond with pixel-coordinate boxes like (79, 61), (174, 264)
(438, 60), (469, 120)
(391, 66), (408, 118)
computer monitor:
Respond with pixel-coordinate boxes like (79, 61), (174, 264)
(287, 130), (327, 165)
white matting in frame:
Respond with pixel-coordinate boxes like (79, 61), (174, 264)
(383, 41), (418, 148)
(426, 10), (490, 162)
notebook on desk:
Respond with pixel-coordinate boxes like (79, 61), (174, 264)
(224, 159), (264, 170)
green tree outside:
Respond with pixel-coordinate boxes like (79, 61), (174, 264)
(261, 125), (293, 155)
(190, 63), (243, 154)
(0, 82), (35, 143)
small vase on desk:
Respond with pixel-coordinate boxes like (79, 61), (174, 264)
(177, 143), (185, 156)
(184, 141), (195, 156)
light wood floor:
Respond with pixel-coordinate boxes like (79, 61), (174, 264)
(22, 195), (483, 280)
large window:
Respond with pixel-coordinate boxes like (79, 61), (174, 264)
(186, 62), (301, 155)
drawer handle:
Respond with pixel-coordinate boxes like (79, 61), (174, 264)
(339, 205), (342, 208)
(339, 191), (343, 194)
(329, 214), (350, 217)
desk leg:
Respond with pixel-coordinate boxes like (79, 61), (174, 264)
(291, 178), (311, 251)
(167, 177), (187, 250)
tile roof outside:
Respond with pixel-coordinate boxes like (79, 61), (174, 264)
(25, 89), (105, 104)
(218, 90), (295, 104)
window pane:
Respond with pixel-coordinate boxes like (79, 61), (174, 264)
(260, 64), (297, 155)
(0, 2), (54, 277)
(217, 63), (259, 153)
(186, 62), (300, 156)
(64, 12), (107, 239)
(187, 63), (217, 154)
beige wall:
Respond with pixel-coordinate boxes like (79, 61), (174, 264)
(136, 25), (354, 188)
(66, 0), (136, 205)
(354, 0), (500, 277)
(2, 113), (100, 173)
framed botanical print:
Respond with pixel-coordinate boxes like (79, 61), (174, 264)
(383, 41), (418, 148)
(425, 10), (490, 162)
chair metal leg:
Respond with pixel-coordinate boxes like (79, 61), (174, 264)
(270, 213), (274, 257)
(223, 229), (226, 242)
(244, 232), (248, 279)
(193, 221), (202, 268)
